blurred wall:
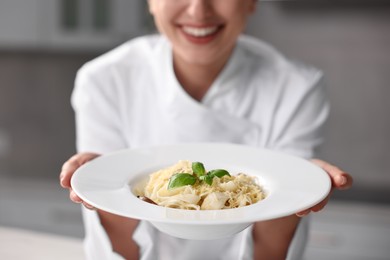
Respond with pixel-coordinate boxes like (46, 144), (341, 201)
(0, 1), (389, 203)
(0, 51), (96, 178)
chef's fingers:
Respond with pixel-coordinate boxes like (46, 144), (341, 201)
(60, 152), (100, 188)
(69, 189), (95, 209)
(311, 158), (353, 190)
(296, 193), (330, 217)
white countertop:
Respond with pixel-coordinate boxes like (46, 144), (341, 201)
(0, 226), (84, 260)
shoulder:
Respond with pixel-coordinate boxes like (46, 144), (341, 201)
(237, 35), (323, 86)
(72, 35), (167, 107)
(77, 34), (167, 77)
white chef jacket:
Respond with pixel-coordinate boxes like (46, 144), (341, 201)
(72, 34), (329, 260)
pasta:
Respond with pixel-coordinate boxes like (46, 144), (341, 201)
(138, 160), (265, 210)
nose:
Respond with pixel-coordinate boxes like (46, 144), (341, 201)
(187, 0), (212, 20)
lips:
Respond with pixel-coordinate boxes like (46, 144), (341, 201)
(180, 25), (223, 44)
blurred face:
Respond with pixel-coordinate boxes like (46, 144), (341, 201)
(148, 0), (256, 66)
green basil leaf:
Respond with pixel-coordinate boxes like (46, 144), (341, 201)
(208, 169), (230, 179)
(192, 162), (206, 177)
(168, 173), (197, 189)
(199, 174), (214, 185)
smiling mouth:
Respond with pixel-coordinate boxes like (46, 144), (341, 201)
(182, 26), (220, 37)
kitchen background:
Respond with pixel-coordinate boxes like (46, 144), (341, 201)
(0, 0), (389, 259)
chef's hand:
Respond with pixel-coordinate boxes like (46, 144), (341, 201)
(296, 158), (353, 217)
(59, 152), (101, 209)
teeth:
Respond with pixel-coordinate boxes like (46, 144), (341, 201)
(182, 26), (218, 37)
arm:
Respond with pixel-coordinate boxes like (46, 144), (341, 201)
(63, 62), (141, 258)
(98, 209), (140, 260)
(253, 215), (300, 260)
(252, 67), (352, 257)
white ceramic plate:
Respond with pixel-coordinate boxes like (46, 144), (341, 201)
(71, 143), (331, 240)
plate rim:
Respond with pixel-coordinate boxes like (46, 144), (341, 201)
(71, 142), (331, 224)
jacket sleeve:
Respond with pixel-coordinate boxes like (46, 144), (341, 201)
(71, 64), (127, 154)
(267, 66), (329, 159)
